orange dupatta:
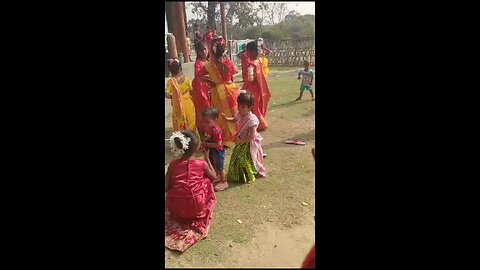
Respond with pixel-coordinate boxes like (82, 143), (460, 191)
(204, 61), (238, 143)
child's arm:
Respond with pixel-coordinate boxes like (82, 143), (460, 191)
(298, 71), (302, 80)
(203, 149), (218, 181)
(236, 126), (256, 144)
(165, 163), (172, 192)
(203, 140), (222, 149)
(221, 113), (235, 122)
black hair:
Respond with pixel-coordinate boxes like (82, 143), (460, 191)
(202, 107), (219, 119)
(211, 37), (226, 60)
(168, 59), (182, 76)
(246, 41), (258, 53)
(237, 92), (254, 108)
(194, 40), (207, 53)
(174, 130), (199, 159)
(303, 60), (310, 66)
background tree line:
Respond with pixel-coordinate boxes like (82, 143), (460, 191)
(187, 2), (315, 41)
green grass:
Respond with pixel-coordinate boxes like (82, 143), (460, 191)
(165, 68), (315, 268)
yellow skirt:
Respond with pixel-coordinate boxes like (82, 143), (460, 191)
(210, 83), (238, 147)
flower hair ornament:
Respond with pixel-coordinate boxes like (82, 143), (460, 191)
(167, 131), (191, 157)
(167, 58), (180, 66)
(212, 37), (225, 55)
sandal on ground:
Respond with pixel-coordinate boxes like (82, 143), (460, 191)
(285, 139), (306, 145)
(214, 181), (228, 192)
(263, 153), (267, 158)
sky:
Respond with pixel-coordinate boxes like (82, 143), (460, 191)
(165, 2), (315, 35)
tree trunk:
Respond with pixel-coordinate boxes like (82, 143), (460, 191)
(207, 2), (217, 30)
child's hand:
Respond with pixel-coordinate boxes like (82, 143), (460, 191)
(221, 113), (227, 119)
(297, 76), (301, 80)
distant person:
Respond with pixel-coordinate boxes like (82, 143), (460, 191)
(165, 130), (217, 252)
(204, 25), (214, 60)
(194, 22), (203, 44)
(223, 92), (266, 183)
(241, 41), (271, 132)
(192, 41), (212, 136)
(165, 59), (198, 137)
(185, 31), (192, 62)
(197, 37), (239, 148)
(257, 38), (271, 77)
(236, 43), (249, 83)
(295, 60), (315, 101)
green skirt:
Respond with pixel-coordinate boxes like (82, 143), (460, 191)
(227, 142), (257, 183)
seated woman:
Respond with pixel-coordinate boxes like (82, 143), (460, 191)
(164, 130), (217, 252)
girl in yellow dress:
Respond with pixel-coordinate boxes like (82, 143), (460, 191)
(165, 59), (198, 136)
(259, 51), (269, 77)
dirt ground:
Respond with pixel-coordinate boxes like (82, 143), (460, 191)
(165, 67), (316, 268)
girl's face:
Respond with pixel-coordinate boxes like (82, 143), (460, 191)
(238, 104), (251, 115)
(197, 47), (207, 60)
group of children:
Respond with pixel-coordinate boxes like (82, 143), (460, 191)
(164, 36), (315, 256)
(165, 37), (271, 192)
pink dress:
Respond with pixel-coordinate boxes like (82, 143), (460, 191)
(165, 159), (216, 252)
(235, 112), (266, 177)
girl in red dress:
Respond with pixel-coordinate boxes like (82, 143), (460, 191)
(192, 41), (212, 136)
(241, 41), (271, 131)
(165, 130), (218, 252)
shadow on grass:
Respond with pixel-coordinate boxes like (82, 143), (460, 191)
(262, 129), (315, 151)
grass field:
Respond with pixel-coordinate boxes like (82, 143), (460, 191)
(165, 67), (316, 268)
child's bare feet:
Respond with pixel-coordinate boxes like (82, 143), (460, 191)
(214, 181), (228, 192)
(295, 97), (301, 101)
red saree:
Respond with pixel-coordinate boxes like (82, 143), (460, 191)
(242, 59), (271, 131)
(192, 59), (211, 134)
(240, 51), (250, 82)
(165, 159), (216, 252)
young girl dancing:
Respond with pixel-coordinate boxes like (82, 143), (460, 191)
(165, 59), (198, 135)
(223, 92), (266, 183)
(192, 41), (212, 136)
(165, 130), (217, 252)
(242, 41), (271, 132)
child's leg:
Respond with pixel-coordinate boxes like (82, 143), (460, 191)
(309, 89), (314, 99)
(295, 89), (304, 101)
(213, 149), (228, 191)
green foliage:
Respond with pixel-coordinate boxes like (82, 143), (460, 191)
(187, 2), (314, 41)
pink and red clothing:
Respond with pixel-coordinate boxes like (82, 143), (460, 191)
(165, 159), (216, 252)
(204, 125), (223, 151)
(240, 51), (250, 82)
(192, 59), (211, 134)
(234, 111), (266, 177)
(241, 59), (271, 131)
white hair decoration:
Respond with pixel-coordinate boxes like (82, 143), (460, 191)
(167, 131), (191, 157)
